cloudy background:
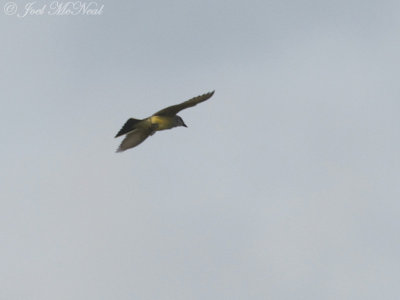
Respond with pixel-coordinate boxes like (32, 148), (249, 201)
(1, 0), (400, 299)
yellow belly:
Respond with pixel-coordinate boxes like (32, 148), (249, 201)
(150, 116), (174, 131)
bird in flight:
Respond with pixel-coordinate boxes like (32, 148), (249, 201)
(115, 91), (215, 152)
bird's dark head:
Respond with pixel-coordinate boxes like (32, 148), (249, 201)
(175, 115), (187, 128)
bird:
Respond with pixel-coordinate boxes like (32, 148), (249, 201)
(114, 91), (215, 152)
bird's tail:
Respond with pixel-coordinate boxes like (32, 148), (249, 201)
(114, 118), (142, 138)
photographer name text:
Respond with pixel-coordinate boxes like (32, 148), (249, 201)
(4, 1), (104, 17)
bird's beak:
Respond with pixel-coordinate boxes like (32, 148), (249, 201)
(183, 122), (187, 128)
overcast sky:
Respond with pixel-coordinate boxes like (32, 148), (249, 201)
(1, 0), (400, 299)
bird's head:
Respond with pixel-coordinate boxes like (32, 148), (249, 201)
(174, 115), (187, 128)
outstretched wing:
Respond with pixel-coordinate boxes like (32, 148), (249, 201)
(115, 118), (142, 138)
(116, 129), (153, 152)
(153, 91), (215, 116)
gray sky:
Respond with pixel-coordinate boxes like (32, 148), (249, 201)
(1, 0), (400, 299)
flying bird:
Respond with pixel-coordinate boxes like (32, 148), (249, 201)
(115, 91), (215, 152)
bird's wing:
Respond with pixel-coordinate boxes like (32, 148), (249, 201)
(115, 118), (142, 138)
(153, 91), (215, 116)
(116, 129), (152, 152)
